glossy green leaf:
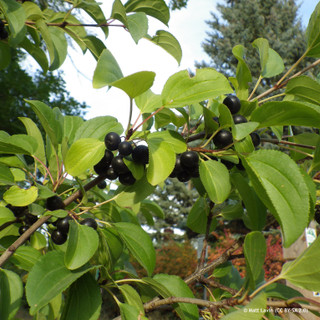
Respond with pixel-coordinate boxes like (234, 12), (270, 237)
(187, 197), (215, 234)
(0, 0), (26, 46)
(242, 150), (309, 247)
(251, 101), (320, 128)
(280, 235), (320, 291)
(0, 269), (23, 320)
(285, 75), (320, 105)
(0, 164), (14, 184)
(65, 221), (99, 270)
(162, 68), (232, 108)
(264, 283), (303, 300)
(26, 251), (94, 315)
(92, 49), (123, 89)
(83, 36), (106, 60)
(0, 42), (11, 70)
(74, 116), (123, 141)
(30, 231), (47, 250)
(22, 1), (43, 20)
(262, 48), (284, 78)
(312, 136), (320, 171)
(148, 130), (186, 153)
(111, 71), (155, 99)
(111, 0), (128, 26)
(125, 0), (170, 26)
(48, 27), (68, 70)
(99, 227), (123, 266)
(60, 273), (101, 320)
(119, 303), (141, 320)
(65, 138), (105, 177)
(244, 232), (266, 287)
(63, 115), (84, 144)
(232, 45), (252, 97)
(119, 284), (144, 315)
(0, 207), (15, 226)
(10, 246), (42, 271)
(199, 159), (231, 204)
(149, 30), (182, 64)
(140, 199), (164, 219)
(114, 222), (155, 276)
(153, 274), (199, 320)
(232, 122), (259, 141)
(135, 89), (162, 113)
(25, 100), (63, 149)
(127, 12), (148, 44)
(252, 38), (269, 71)
(306, 2), (320, 57)
(222, 293), (267, 320)
(234, 135), (255, 153)
(4, 186), (38, 206)
(231, 173), (266, 231)
(19, 117), (46, 170)
(0, 133), (37, 155)
(123, 158), (145, 180)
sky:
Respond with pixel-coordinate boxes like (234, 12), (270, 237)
(38, 0), (319, 129)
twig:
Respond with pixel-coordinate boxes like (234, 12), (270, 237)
(0, 174), (109, 267)
(261, 138), (316, 150)
(200, 276), (237, 295)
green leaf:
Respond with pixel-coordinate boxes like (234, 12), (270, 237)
(127, 12), (148, 44)
(252, 38), (269, 71)
(280, 235), (320, 291)
(74, 116), (123, 141)
(0, 0), (26, 46)
(48, 26), (68, 70)
(312, 136), (320, 171)
(4, 186), (38, 206)
(0, 133), (37, 155)
(111, 0), (128, 26)
(264, 283), (303, 300)
(251, 101), (320, 128)
(114, 222), (155, 276)
(22, 1), (43, 20)
(244, 231), (266, 287)
(0, 164), (14, 184)
(65, 221), (99, 270)
(25, 100), (63, 149)
(135, 89), (162, 114)
(111, 71), (155, 99)
(99, 227), (123, 266)
(162, 68), (233, 108)
(231, 173), (267, 231)
(119, 284), (145, 315)
(26, 251), (94, 315)
(187, 197), (215, 234)
(148, 30), (182, 65)
(232, 45), (252, 97)
(65, 138), (105, 177)
(60, 273), (101, 320)
(222, 293), (267, 320)
(125, 0), (170, 26)
(140, 199), (164, 219)
(10, 246), (42, 271)
(306, 2), (320, 57)
(19, 117), (46, 170)
(242, 150), (309, 247)
(147, 130), (186, 153)
(0, 269), (23, 320)
(232, 122), (259, 141)
(119, 303), (141, 320)
(82, 35), (106, 60)
(199, 159), (231, 204)
(0, 207), (15, 225)
(92, 49), (123, 89)
(285, 75), (320, 105)
(30, 231), (47, 250)
(153, 274), (199, 320)
(0, 42), (11, 70)
(262, 48), (284, 78)
(63, 115), (84, 145)
(123, 158), (144, 180)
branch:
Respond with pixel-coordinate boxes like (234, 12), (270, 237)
(24, 20), (125, 28)
(200, 276), (237, 295)
(261, 138), (316, 150)
(0, 174), (108, 267)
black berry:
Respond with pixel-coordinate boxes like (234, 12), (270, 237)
(106, 167), (118, 180)
(119, 172), (136, 186)
(169, 155), (184, 178)
(111, 156), (130, 174)
(97, 180), (107, 189)
(80, 218), (98, 230)
(104, 132), (121, 151)
(223, 95), (241, 114)
(6, 204), (28, 218)
(51, 229), (68, 245)
(0, 21), (8, 40)
(213, 130), (233, 148)
(94, 150), (114, 175)
(236, 160), (245, 171)
(250, 132), (261, 147)
(19, 225), (29, 235)
(233, 114), (247, 124)
(118, 141), (133, 156)
(46, 196), (65, 211)
(132, 145), (149, 164)
(56, 216), (72, 234)
(177, 170), (191, 182)
(24, 213), (38, 225)
(180, 151), (199, 168)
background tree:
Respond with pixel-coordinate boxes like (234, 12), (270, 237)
(197, 0), (307, 89)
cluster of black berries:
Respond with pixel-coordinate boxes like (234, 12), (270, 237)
(46, 195), (98, 245)
(94, 132), (149, 187)
(0, 20), (8, 40)
(6, 204), (38, 237)
(212, 95), (261, 149)
(170, 151), (199, 182)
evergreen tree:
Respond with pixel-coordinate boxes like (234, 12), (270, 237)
(197, 0), (306, 87)
(0, 51), (88, 135)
